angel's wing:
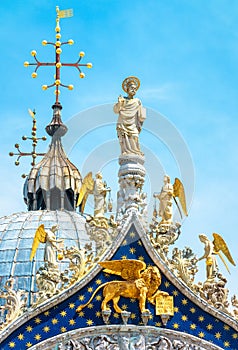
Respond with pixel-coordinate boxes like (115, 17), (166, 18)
(30, 224), (47, 261)
(173, 178), (188, 217)
(213, 233), (236, 267)
(76, 172), (94, 212)
(99, 259), (146, 281)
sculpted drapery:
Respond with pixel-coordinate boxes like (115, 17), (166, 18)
(114, 76), (146, 156)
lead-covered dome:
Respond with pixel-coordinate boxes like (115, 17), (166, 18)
(24, 103), (82, 212)
(0, 210), (89, 306)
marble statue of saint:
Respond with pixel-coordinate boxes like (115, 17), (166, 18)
(154, 175), (174, 225)
(113, 76), (146, 156)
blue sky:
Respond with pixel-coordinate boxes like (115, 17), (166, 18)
(1, 1), (237, 298)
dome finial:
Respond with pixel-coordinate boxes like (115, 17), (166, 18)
(24, 6), (93, 107)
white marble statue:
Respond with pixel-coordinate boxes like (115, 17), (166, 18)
(93, 172), (110, 218)
(113, 76), (146, 156)
(30, 224), (63, 267)
(154, 175), (174, 225)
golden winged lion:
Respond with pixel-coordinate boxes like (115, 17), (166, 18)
(76, 259), (168, 314)
(198, 233), (236, 281)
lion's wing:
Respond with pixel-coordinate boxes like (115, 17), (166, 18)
(99, 259), (146, 280)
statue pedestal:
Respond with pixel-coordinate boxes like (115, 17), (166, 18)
(117, 154), (147, 222)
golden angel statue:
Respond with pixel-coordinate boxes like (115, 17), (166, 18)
(77, 259), (168, 314)
(77, 171), (110, 218)
(154, 175), (188, 225)
(113, 76), (146, 156)
(198, 233), (236, 281)
(30, 224), (63, 267)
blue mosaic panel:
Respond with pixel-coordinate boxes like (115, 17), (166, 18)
(1, 224), (237, 350)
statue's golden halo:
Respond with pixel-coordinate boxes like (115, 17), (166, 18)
(122, 76), (140, 93)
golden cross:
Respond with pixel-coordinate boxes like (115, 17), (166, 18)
(9, 109), (47, 176)
(24, 6), (92, 104)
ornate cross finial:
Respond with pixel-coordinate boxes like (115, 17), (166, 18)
(24, 6), (92, 104)
(9, 109), (47, 177)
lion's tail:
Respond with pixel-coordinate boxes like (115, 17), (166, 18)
(76, 282), (109, 313)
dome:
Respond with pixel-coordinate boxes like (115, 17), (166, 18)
(24, 103), (82, 212)
(0, 210), (89, 306)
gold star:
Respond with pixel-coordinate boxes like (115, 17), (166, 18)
(122, 304), (128, 310)
(78, 311), (84, 317)
(190, 307), (196, 313)
(61, 326), (67, 333)
(198, 315), (204, 322)
(88, 287), (93, 293)
(206, 324), (213, 330)
(122, 240), (127, 246)
(130, 298), (136, 303)
(9, 342), (15, 348)
(52, 318), (58, 325)
(96, 279), (102, 285)
(164, 281), (170, 288)
(35, 334), (41, 341)
(44, 311), (50, 316)
(34, 317), (41, 324)
(181, 315), (187, 321)
(138, 240), (142, 246)
(113, 313), (119, 318)
(60, 310), (67, 317)
(129, 247), (136, 254)
(69, 319), (76, 325)
(224, 325), (230, 331)
(215, 332), (221, 339)
(26, 325), (33, 332)
(26, 342), (32, 348)
(130, 313), (136, 319)
(190, 323), (196, 330)
(155, 322), (162, 327)
(86, 319), (93, 326)
(198, 332), (205, 338)
(121, 255), (127, 260)
(43, 326), (50, 333)
(173, 323), (179, 329)
(173, 290), (178, 296)
(69, 303), (75, 309)
(96, 311), (101, 317)
(79, 295), (85, 301)
(174, 306), (179, 313)
(88, 303), (94, 309)
(18, 334), (24, 340)
(149, 314), (153, 320)
(224, 341), (230, 348)
(138, 256), (144, 261)
(96, 295), (102, 301)
(232, 333), (238, 339)
(130, 232), (136, 237)
(181, 298), (188, 305)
